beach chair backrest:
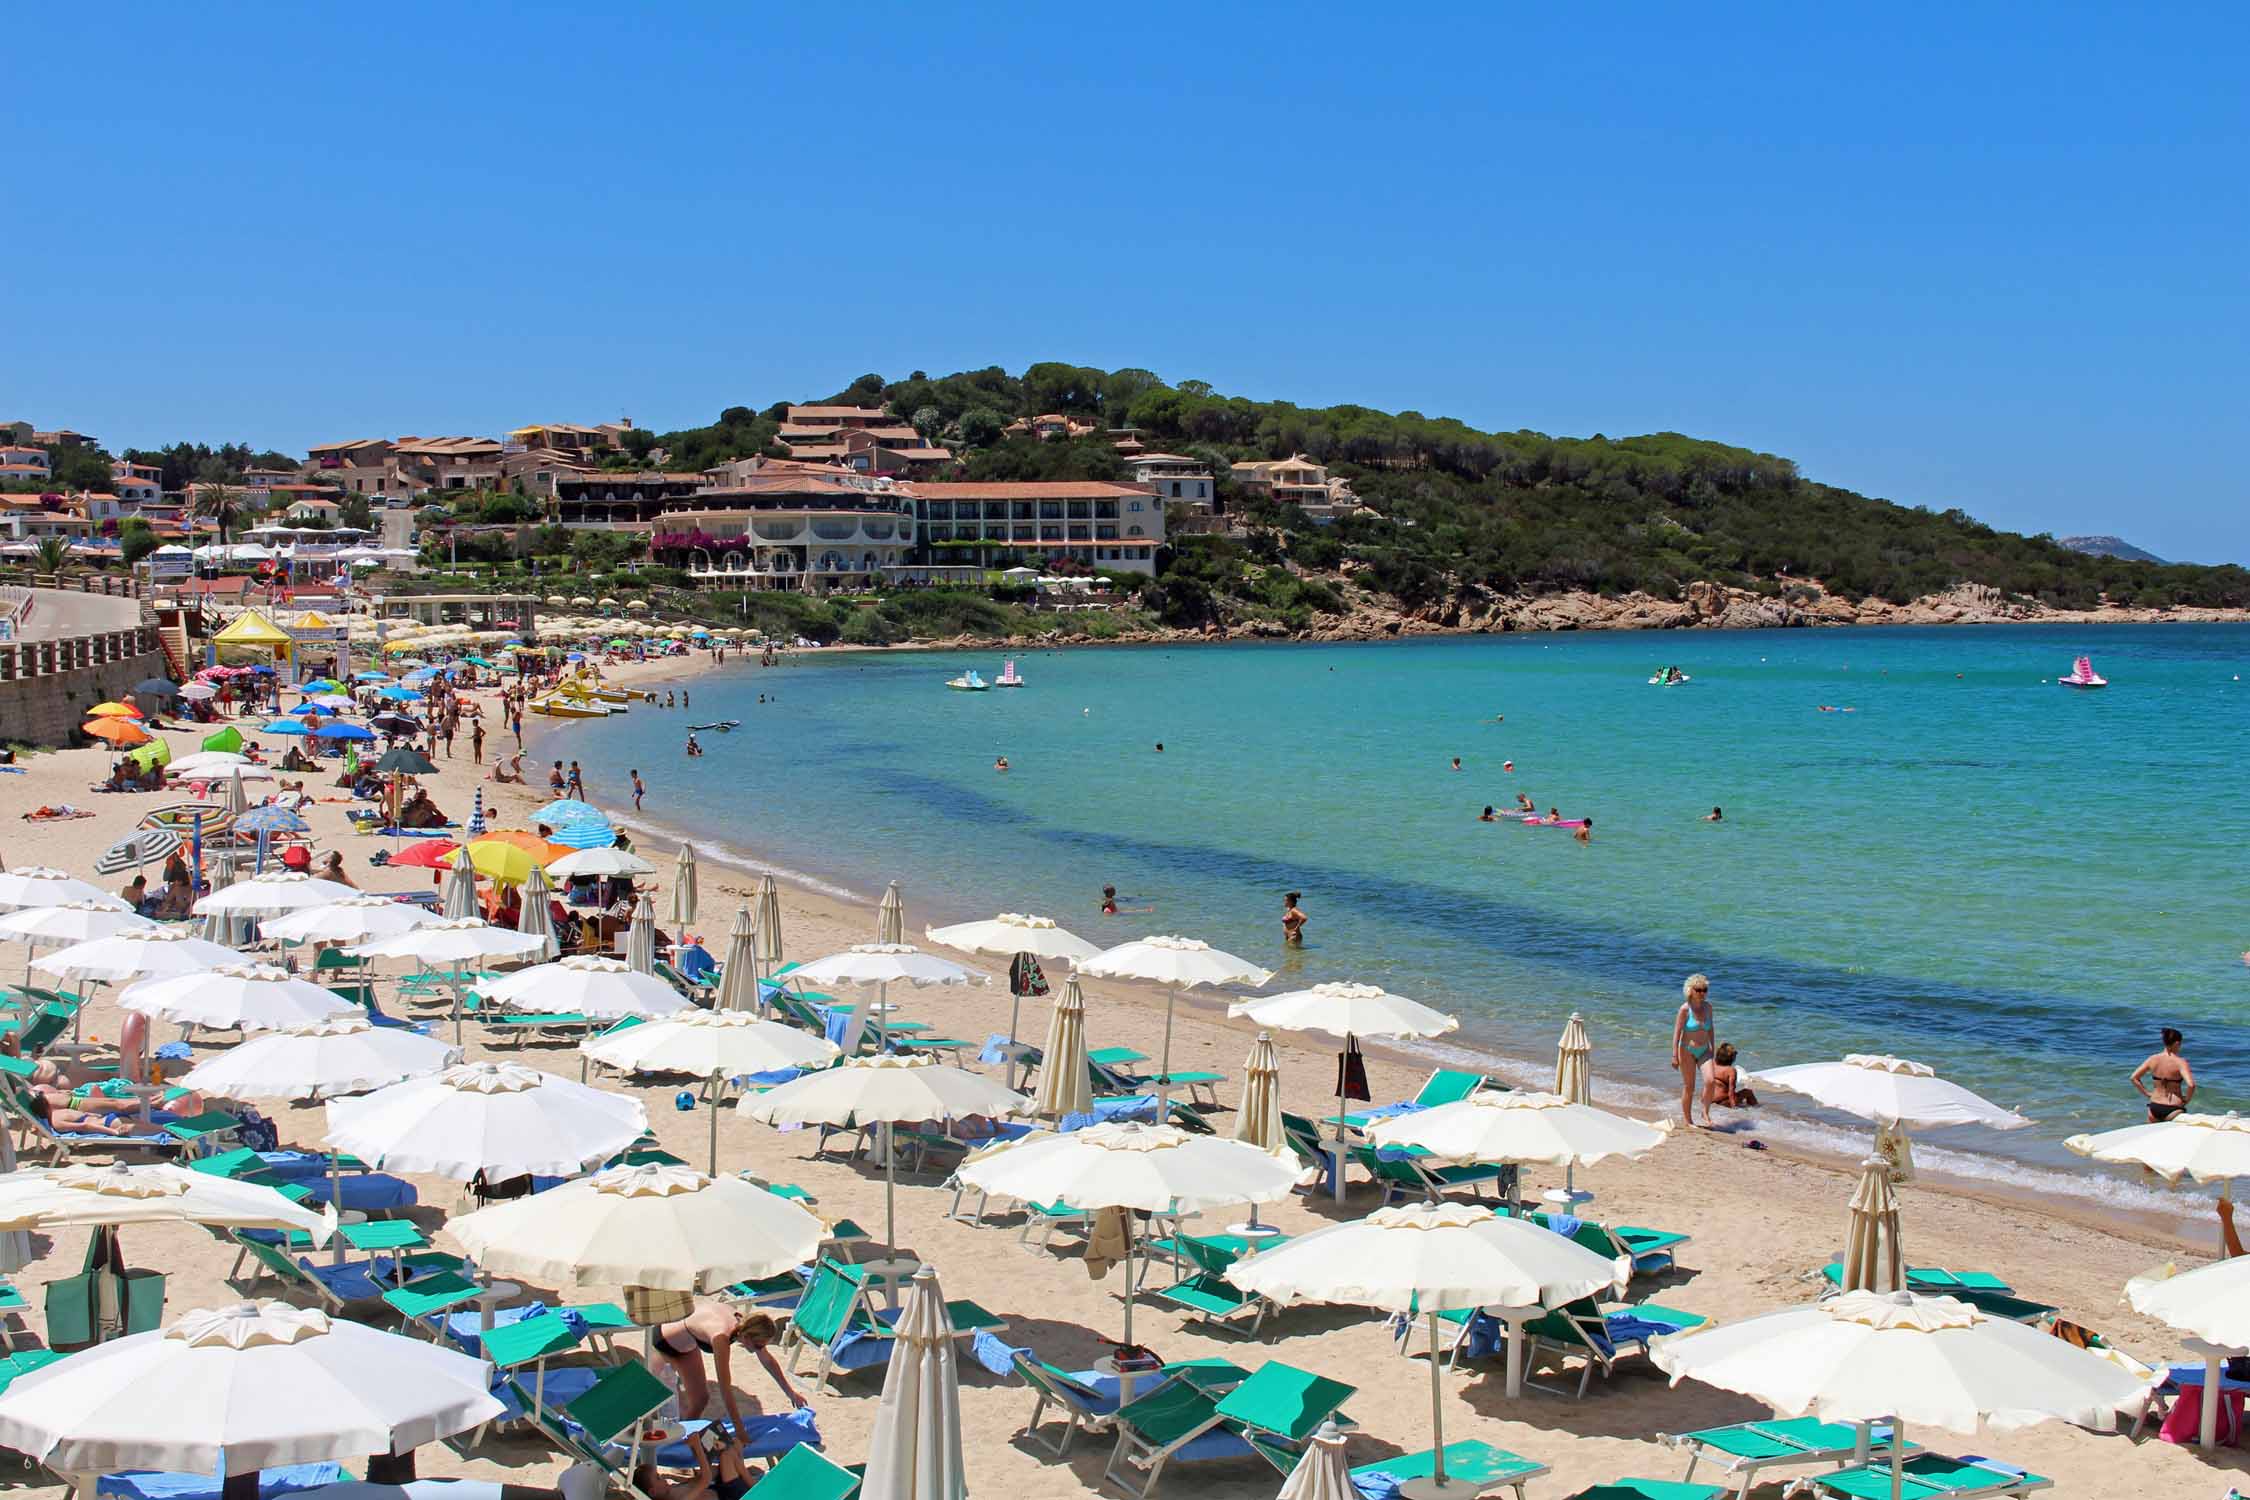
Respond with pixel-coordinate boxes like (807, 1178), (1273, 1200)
(1525, 1298), (1613, 1357)
(16, 1003), (74, 1057)
(1014, 1353), (1107, 1410)
(482, 1310), (586, 1370)
(749, 1443), (862, 1500)
(565, 1359), (672, 1446)
(1213, 1361), (1356, 1442)
(1115, 1373), (1221, 1446)
(233, 1233), (311, 1290)
(1180, 1237), (1240, 1279)
(1417, 1069), (1486, 1108)
(789, 1260), (866, 1345)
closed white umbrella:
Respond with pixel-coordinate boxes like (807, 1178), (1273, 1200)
(546, 846), (656, 880)
(348, 919), (550, 1044)
(876, 880), (905, 945)
(861, 1265), (968, 1500)
(440, 855), (479, 921)
(1027, 976), (1092, 1121)
(1277, 1421), (1352, 1500)
(1229, 980), (1455, 1199)
(742, 1055), (1025, 1254)
(1555, 1013), (1593, 1105)
(479, 954), (687, 1021)
(1841, 1156), (1904, 1294)
(450, 1163), (823, 1294)
(927, 913), (1101, 1079)
(1080, 936), (1274, 1113)
(194, 872), (360, 917)
(33, 928), (242, 987)
(516, 862), (559, 962)
(1232, 1031), (1290, 1235)
(584, 1009), (840, 1172)
(120, 963), (357, 1033)
(625, 894), (656, 974)
(713, 904), (758, 1014)
(958, 1124), (1298, 1393)
(0, 1300), (503, 1476)
(1749, 1055), (2028, 1184)
(325, 1062), (647, 1181)
(1370, 1090), (1671, 1204)
(1650, 1290), (2161, 1500)
(754, 874), (784, 967)
(261, 896), (440, 946)
(669, 844), (699, 928)
(0, 868), (126, 913)
(179, 1016), (460, 1102)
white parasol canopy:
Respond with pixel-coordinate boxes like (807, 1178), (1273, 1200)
(194, 872), (361, 917)
(324, 1062), (647, 1180)
(1370, 1091), (1672, 1170)
(1750, 1055), (2028, 1183)
(347, 918), (549, 968)
(860, 1265), (969, 1500)
(625, 893), (656, 974)
(0, 1300), (503, 1475)
(584, 1008), (839, 1172)
(742, 1055), (1025, 1252)
(1229, 1200), (1629, 1412)
(447, 1163), (823, 1292)
(788, 943), (985, 990)
(168, 752), (272, 780)
(119, 963), (357, 1033)
(178, 1016), (461, 1102)
(0, 901), (154, 947)
(1082, 936), (1272, 1110)
(261, 896), (440, 946)
(475, 955), (688, 1021)
(0, 1164), (335, 1245)
(1650, 1290), (2161, 1499)
(546, 846), (656, 879)
(1228, 981), (1457, 1042)
(925, 913), (1102, 964)
(32, 928), (243, 986)
(754, 873), (783, 967)
(2064, 1113), (2250, 1184)
(1277, 1421), (1352, 1500)
(0, 868), (128, 913)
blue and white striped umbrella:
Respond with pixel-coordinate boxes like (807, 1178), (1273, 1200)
(234, 805), (309, 837)
(467, 789), (487, 838)
(548, 819), (617, 850)
(533, 799), (608, 828)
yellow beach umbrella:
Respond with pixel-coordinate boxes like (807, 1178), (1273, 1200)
(442, 839), (546, 887)
(87, 702), (146, 719)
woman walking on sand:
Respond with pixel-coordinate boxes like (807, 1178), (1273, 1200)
(1670, 973), (1715, 1129)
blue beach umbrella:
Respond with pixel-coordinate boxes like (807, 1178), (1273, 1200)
(260, 718), (313, 736)
(377, 686), (425, 703)
(353, 671), (392, 684)
(533, 798), (608, 828)
(311, 722), (376, 742)
(548, 819), (618, 850)
(235, 805), (309, 838)
(300, 678), (344, 693)
(284, 702), (320, 716)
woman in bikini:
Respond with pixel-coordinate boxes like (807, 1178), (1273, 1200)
(1671, 973), (1715, 1129)
(650, 1305), (803, 1434)
(2131, 1027), (2195, 1122)
(1281, 892), (1308, 948)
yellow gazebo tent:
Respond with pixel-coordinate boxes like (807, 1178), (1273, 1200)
(211, 609), (293, 649)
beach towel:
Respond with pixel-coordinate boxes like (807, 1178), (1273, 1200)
(977, 1034), (1012, 1066)
(98, 1463), (345, 1500)
(649, 1407), (821, 1465)
(971, 1328), (1030, 1375)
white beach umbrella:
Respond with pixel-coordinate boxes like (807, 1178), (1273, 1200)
(625, 893), (656, 974)
(1230, 1200), (1627, 1429)
(0, 1163), (334, 1245)
(324, 1061), (647, 1181)
(1371, 1091), (1671, 1169)
(1555, 1013), (1593, 1105)
(178, 1016), (461, 1102)
(713, 904), (758, 1014)
(0, 868), (128, 913)
(927, 912), (1101, 1076)
(348, 918), (550, 1044)
(32, 928), (243, 986)
(787, 943), (986, 1050)
(194, 872), (360, 917)
(120, 963), (357, 1033)
(669, 844), (699, 928)
(547, 846), (657, 880)
(957, 1124), (1297, 1387)
(1080, 935), (1274, 1111)
(517, 861), (558, 962)
(1749, 1055), (2028, 1182)
(1230, 980), (1457, 1197)
(440, 855), (479, 921)
(1649, 1290), (2160, 1500)
(861, 1265), (968, 1500)
(2125, 1254), (2250, 1447)
(168, 752), (269, 779)
(1841, 1156), (1904, 1294)
(0, 1300), (503, 1476)
(449, 1163), (823, 1293)
(0, 901), (155, 947)
(2064, 1112), (2250, 1184)
(261, 895), (440, 946)
(584, 1008), (840, 1171)
(477, 955), (688, 1021)
(754, 873), (783, 967)
(742, 1055), (1026, 1253)
(1027, 975), (1092, 1121)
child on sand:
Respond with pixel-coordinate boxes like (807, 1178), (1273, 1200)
(1702, 1041), (1758, 1125)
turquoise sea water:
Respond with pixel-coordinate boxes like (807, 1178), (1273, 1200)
(547, 623), (2250, 1207)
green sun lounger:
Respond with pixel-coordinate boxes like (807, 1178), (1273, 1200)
(1794, 1454), (2052, 1500)
(1564, 1483), (1725, 1500)
(1350, 1441), (1550, 1499)
(1336, 1068), (1489, 1128)
(1016, 1354), (1124, 1457)
(1150, 1236), (1274, 1338)
(748, 1444), (862, 1500)
(1663, 1417), (1919, 1498)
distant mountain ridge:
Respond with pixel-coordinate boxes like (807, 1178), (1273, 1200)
(2060, 535), (2168, 564)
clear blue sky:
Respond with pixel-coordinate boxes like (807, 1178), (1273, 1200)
(8, 2), (2245, 561)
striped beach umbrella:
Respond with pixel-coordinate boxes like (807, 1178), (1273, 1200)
(548, 819), (615, 850)
(94, 829), (182, 877)
(466, 789), (486, 838)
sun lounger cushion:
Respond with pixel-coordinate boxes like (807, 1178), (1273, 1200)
(287, 1485), (507, 1500)
(97, 1464), (346, 1500)
(1562, 1484), (1726, 1500)
(646, 1406), (822, 1463)
(294, 1173), (417, 1212)
(1347, 1442), (1550, 1498)
(1807, 1454), (2047, 1499)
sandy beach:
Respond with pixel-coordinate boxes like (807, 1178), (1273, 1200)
(0, 651), (2239, 1498)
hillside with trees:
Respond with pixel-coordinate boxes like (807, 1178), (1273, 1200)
(645, 364), (2250, 624)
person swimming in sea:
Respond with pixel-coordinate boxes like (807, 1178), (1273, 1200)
(994, 756), (1009, 772)
(684, 733), (703, 758)
(1573, 817), (1593, 843)
(2131, 1027), (2195, 1122)
(1515, 792), (1536, 813)
(1450, 757), (1462, 772)
(1281, 891), (1307, 947)
(1101, 885), (1117, 915)
(1704, 806), (1723, 822)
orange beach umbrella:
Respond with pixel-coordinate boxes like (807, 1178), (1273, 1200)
(85, 719), (154, 747)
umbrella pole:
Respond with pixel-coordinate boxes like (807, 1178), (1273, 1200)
(1006, 959), (1025, 1090)
(330, 1153), (346, 1266)
(1891, 1420), (1904, 1500)
(884, 1121), (898, 1254)
(451, 961), (465, 1046)
(1427, 1311), (1449, 1490)
(1119, 1219), (1139, 1406)
(1156, 984), (1177, 1116)
(708, 1069), (721, 1176)
(1332, 1033), (1352, 1203)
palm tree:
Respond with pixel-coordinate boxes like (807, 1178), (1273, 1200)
(193, 483), (242, 548)
(33, 537), (70, 577)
